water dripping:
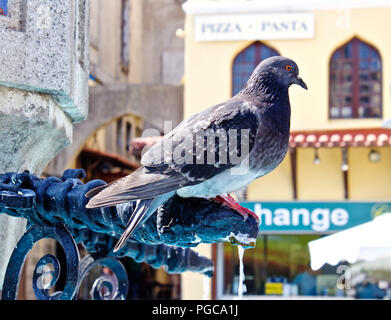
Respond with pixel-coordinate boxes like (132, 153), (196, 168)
(237, 245), (247, 299)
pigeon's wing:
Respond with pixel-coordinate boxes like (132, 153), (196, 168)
(142, 99), (260, 182)
(86, 99), (260, 208)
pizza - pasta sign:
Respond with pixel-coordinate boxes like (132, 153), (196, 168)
(195, 13), (315, 41)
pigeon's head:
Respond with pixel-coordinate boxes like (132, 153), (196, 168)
(251, 56), (308, 91)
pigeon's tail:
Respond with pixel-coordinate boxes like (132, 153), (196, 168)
(113, 193), (174, 253)
(85, 167), (185, 209)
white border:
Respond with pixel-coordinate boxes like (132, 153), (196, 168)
(183, 0), (391, 15)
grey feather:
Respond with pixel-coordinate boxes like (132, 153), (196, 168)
(85, 168), (186, 208)
(113, 192), (174, 252)
(113, 199), (152, 252)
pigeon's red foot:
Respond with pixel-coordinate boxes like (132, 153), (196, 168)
(213, 194), (260, 223)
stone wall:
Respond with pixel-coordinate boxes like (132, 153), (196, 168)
(0, 0), (90, 122)
(45, 83), (184, 176)
(89, 0), (185, 85)
(0, 0), (90, 292)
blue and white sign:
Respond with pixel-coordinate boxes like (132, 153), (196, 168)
(240, 201), (391, 233)
(0, 0), (8, 16)
(195, 13), (314, 42)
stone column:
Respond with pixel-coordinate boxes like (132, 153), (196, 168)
(0, 0), (90, 291)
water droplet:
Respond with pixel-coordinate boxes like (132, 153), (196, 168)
(203, 275), (210, 300)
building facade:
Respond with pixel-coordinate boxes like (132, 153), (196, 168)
(4, 0), (185, 300)
(54, 0), (186, 300)
(0, 0), (90, 299)
(182, 0), (391, 299)
(47, 0), (185, 178)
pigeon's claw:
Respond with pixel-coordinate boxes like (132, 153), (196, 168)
(212, 194), (260, 224)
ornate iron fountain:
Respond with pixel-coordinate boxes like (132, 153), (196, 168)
(0, 169), (258, 300)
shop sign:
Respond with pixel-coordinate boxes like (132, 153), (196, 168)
(194, 12), (314, 42)
(265, 282), (283, 295)
(240, 201), (391, 233)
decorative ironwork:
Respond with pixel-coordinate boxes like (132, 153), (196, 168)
(0, 169), (259, 300)
(78, 254), (128, 300)
(2, 225), (80, 300)
(1, 224), (130, 300)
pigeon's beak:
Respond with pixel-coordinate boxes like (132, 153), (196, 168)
(294, 75), (308, 90)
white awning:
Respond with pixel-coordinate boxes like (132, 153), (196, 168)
(308, 213), (391, 270)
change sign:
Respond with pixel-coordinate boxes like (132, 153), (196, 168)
(240, 201), (391, 233)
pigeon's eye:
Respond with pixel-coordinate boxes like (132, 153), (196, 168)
(285, 65), (293, 72)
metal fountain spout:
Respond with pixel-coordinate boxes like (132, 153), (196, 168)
(0, 169), (259, 300)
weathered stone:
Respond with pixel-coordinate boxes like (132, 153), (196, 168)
(0, 85), (74, 291)
(0, 86), (73, 174)
(0, 0), (90, 292)
(0, 0), (90, 123)
(45, 83), (183, 176)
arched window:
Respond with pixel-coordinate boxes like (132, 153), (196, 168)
(232, 42), (279, 96)
(329, 38), (382, 119)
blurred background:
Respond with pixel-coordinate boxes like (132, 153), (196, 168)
(2, 0), (391, 300)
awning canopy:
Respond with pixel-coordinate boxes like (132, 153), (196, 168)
(129, 136), (163, 159)
(308, 213), (391, 270)
(290, 128), (391, 148)
(80, 147), (140, 170)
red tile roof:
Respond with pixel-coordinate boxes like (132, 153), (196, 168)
(290, 128), (391, 148)
(128, 128), (391, 155)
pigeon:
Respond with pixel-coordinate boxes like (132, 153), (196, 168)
(86, 56), (307, 252)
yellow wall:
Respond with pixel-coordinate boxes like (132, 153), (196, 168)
(247, 154), (293, 201)
(297, 148), (345, 201)
(247, 148), (346, 201)
(349, 147), (391, 200)
(181, 244), (212, 300)
(184, 8), (391, 130)
(182, 5), (391, 299)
